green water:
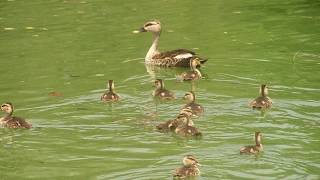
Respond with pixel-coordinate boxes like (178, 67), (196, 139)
(0, 0), (319, 179)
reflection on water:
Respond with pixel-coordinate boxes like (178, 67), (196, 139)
(1, 0), (320, 179)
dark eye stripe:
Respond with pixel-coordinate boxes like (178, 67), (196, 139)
(145, 23), (154, 27)
(188, 157), (198, 163)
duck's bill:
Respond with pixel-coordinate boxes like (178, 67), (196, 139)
(132, 27), (146, 34)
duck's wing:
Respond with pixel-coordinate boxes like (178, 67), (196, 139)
(154, 49), (196, 59)
(183, 103), (204, 116)
(173, 167), (187, 179)
(240, 145), (257, 154)
(155, 89), (175, 99)
(101, 91), (120, 102)
(156, 120), (173, 132)
(178, 126), (202, 137)
(153, 49), (207, 67)
(189, 126), (202, 136)
(249, 96), (272, 109)
(7, 117), (32, 129)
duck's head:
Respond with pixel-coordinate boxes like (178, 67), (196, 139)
(154, 79), (164, 89)
(255, 132), (262, 145)
(259, 84), (269, 96)
(183, 91), (196, 102)
(108, 80), (115, 91)
(134, 20), (161, 34)
(182, 155), (200, 167)
(1, 102), (14, 114)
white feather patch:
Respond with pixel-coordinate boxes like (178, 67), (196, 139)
(174, 53), (193, 59)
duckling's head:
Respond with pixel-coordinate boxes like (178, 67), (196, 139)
(190, 58), (201, 69)
(259, 84), (268, 96)
(136, 20), (161, 34)
(183, 91), (196, 102)
(154, 79), (164, 89)
(1, 102), (14, 114)
(108, 80), (115, 91)
(182, 155), (200, 167)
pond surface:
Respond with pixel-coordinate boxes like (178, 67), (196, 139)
(0, 0), (319, 179)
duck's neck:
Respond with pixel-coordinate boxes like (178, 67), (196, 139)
(189, 97), (196, 103)
(145, 32), (160, 63)
(260, 86), (267, 97)
(108, 81), (114, 92)
(0, 113), (12, 122)
(194, 69), (202, 77)
(255, 135), (261, 146)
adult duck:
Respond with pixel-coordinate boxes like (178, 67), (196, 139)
(134, 20), (207, 67)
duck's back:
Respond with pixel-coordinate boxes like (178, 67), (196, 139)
(183, 103), (204, 116)
(154, 49), (195, 59)
(181, 71), (201, 81)
(156, 120), (174, 132)
(240, 145), (261, 154)
(176, 126), (202, 137)
(152, 49), (206, 67)
(6, 116), (32, 129)
(173, 166), (200, 178)
(153, 89), (175, 99)
(101, 91), (120, 102)
(250, 96), (272, 109)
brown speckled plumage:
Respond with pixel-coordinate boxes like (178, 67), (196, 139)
(101, 80), (120, 102)
(175, 108), (202, 137)
(240, 132), (263, 154)
(156, 107), (194, 132)
(173, 155), (201, 179)
(136, 20), (207, 67)
(0, 102), (32, 129)
(152, 79), (175, 100)
(249, 85), (272, 109)
(175, 124), (202, 137)
(182, 91), (204, 117)
(178, 58), (202, 81)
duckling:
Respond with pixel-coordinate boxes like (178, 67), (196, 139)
(249, 84), (272, 109)
(101, 80), (120, 102)
(175, 116), (202, 137)
(240, 132), (263, 154)
(176, 58), (202, 81)
(156, 107), (194, 132)
(182, 91), (204, 116)
(0, 102), (32, 129)
(152, 79), (175, 100)
(173, 155), (201, 179)
(134, 20), (207, 67)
